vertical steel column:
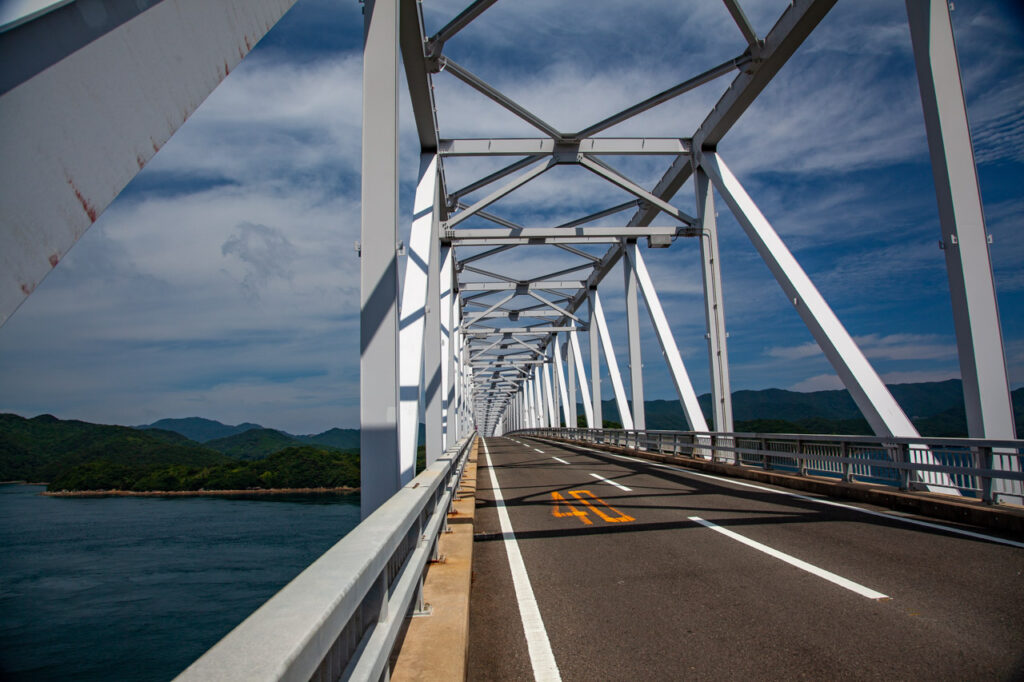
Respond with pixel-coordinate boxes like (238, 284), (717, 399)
(424, 238), (448, 464)
(451, 302), (462, 440)
(624, 244), (709, 432)
(553, 334), (572, 428)
(359, 0), (401, 518)
(588, 288), (603, 426)
(398, 154), (438, 479)
(543, 359), (557, 427)
(566, 331), (578, 427)
(906, 0), (1019, 503)
(622, 240), (646, 429)
(695, 166), (734, 432)
(440, 250), (453, 450)
(592, 290), (634, 429)
(570, 328), (595, 427)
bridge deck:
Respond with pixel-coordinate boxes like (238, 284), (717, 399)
(468, 436), (1024, 680)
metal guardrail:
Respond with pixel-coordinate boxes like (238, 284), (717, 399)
(518, 428), (1024, 505)
(175, 433), (476, 682)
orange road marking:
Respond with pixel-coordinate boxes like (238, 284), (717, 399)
(569, 490), (634, 523)
(550, 491), (592, 525)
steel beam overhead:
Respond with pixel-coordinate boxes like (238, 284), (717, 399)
(428, 0), (500, 50)
(622, 243), (646, 429)
(579, 155), (697, 225)
(444, 226), (682, 245)
(572, 54), (749, 140)
(438, 138), (690, 156)
(439, 57), (564, 139)
(460, 281), (587, 291)
(0, 0), (297, 326)
(556, 201), (640, 228)
(445, 156), (556, 228)
(399, 0), (440, 151)
(905, 0), (1020, 503)
(722, 0), (761, 50)
(449, 155), (547, 202)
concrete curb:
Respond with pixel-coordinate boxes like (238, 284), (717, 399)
(539, 436), (1024, 536)
(391, 442), (479, 681)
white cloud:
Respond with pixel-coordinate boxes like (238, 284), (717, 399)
(790, 373), (843, 392)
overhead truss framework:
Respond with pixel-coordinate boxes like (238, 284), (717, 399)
(373, 0), (1020, 510)
(0, 1), (1017, 515)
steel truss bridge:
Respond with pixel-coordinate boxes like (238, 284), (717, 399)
(2, 0), (1023, 680)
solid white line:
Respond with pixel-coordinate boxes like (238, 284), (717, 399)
(549, 442), (1024, 550)
(552, 457), (569, 465)
(481, 438), (562, 682)
(689, 516), (889, 600)
(589, 472), (632, 491)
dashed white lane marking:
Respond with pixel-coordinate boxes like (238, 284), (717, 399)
(533, 448), (545, 454)
(552, 457), (569, 465)
(481, 438), (562, 682)
(689, 516), (889, 600)
(544, 441), (1024, 550)
(589, 472), (632, 491)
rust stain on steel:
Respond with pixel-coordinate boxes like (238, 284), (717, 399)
(244, 35), (252, 50)
(136, 154), (146, 169)
(20, 282), (34, 296)
(224, 61), (230, 76)
(68, 179), (97, 222)
(151, 138), (161, 153)
(48, 254), (60, 268)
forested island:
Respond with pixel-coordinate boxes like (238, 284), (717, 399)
(0, 414), (362, 494)
(2, 379), (1021, 494)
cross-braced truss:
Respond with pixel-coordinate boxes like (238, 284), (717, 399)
(358, 0), (1021, 512)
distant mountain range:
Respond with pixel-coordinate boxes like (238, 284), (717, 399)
(597, 379), (1024, 436)
(3, 379), (1021, 488)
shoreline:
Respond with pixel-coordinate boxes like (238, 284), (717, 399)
(41, 486), (358, 498)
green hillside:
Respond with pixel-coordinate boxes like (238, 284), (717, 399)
(139, 417), (263, 442)
(0, 413), (228, 483)
(49, 446), (359, 492)
(298, 427), (360, 451)
(205, 428), (304, 460)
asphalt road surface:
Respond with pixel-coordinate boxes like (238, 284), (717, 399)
(467, 435), (1024, 681)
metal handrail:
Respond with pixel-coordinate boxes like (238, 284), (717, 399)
(516, 428), (1024, 504)
(175, 433), (476, 682)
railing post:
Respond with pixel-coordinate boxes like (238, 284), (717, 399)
(841, 441), (852, 482)
(760, 437), (770, 470)
(895, 443), (911, 490)
(797, 439), (806, 476)
(979, 445), (994, 504)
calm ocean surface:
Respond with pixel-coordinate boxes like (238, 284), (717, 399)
(0, 484), (361, 681)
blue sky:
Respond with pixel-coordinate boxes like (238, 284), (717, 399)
(0, 0), (1021, 433)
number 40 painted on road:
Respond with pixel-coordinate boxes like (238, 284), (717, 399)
(551, 490), (634, 525)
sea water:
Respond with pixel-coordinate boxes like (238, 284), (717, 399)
(0, 484), (361, 681)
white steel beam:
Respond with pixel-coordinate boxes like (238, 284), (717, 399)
(906, 0), (1019, 503)
(702, 151), (957, 493)
(543, 360), (557, 427)
(445, 156), (555, 228)
(624, 244), (709, 432)
(695, 166), (734, 432)
(592, 290), (634, 429)
(438, 138), (690, 156)
(0, 0), (297, 326)
(569, 328), (594, 428)
(398, 154), (437, 480)
(566, 330), (578, 426)
(553, 334), (572, 428)
(588, 289), (603, 426)
(622, 242), (646, 429)
(360, 0), (402, 517)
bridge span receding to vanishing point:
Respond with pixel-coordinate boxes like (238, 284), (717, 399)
(2, 0), (1023, 679)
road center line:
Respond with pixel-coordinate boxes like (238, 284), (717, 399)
(481, 438), (562, 682)
(552, 456), (569, 465)
(544, 441), (1024, 550)
(589, 472), (632, 491)
(689, 516), (889, 600)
